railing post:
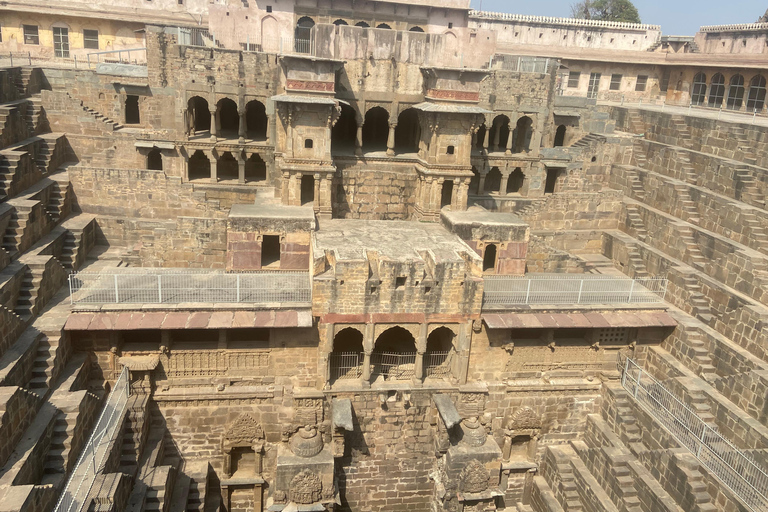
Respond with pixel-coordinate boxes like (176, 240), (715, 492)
(633, 365), (641, 398)
(236, 274), (241, 303)
(69, 275), (74, 305)
(628, 280), (635, 303)
(577, 279), (584, 304)
(525, 279), (532, 304)
(697, 427), (705, 458)
(158, 275), (162, 303)
(114, 274), (119, 303)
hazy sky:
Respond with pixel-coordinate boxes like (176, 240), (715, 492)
(472, 0), (765, 36)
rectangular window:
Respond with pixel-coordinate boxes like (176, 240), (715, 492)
(635, 75), (648, 92)
(83, 29), (99, 50)
(567, 71), (580, 88)
(23, 25), (39, 45)
(53, 27), (70, 58)
(587, 72), (601, 99)
(610, 74), (622, 90)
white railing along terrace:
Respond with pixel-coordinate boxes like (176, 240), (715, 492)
(54, 367), (131, 512)
(620, 357), (768, 512)
(482, 275), (667, 306)
(69, 270), (311, 305)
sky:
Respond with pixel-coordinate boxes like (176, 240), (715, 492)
(471, 0), (766, 36)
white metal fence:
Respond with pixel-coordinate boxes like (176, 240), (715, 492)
(490, 55), (552, 74)
(53, 367), (131, 512)
(68, 270), (311, 305)
(482, 275), (667, 306)
(620, 357), (768, 511)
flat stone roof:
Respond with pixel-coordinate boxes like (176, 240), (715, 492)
(314, 219), (478, 263)
(441, 209), (527, 227)
(441, 209), (529, 242)
(229, 203), (316, 221)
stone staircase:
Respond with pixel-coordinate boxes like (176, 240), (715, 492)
(570, 133), (606, 148)
(625, 167), (646, 200)
(13, 264), (39, 321)
(734, 168), (765, 208)
(624, 204), (648, 242)
(672, 184), (700, 224)
(677, 226), (707, 270)
(28, 332), (60, 392)
(40, 410), (75, 485)
(679, 273), (713, 325)
(66, 92), (123, 131)
(119, 395), (150, 478)
(626, 245), (650, 279)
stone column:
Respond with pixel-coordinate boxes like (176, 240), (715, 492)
(362, 323), (374, 387)
(451, 179), (461, 209)
(414, 351), (425, 386)
(313, 172), (321, 210)
(238, 109), (246, 143)
(236, 151), (246, 184)
(209, 150), (218, 182)
(266, 115), (272, 144)
(386, 123), (396, 156)
(457, 179), (469, 210)
(319, 173), (333, 219)
(324, 324), (334, 389)
(499, 172), (509, 195)
(477, 172), (486, 194)
(483, 126), (490, 154)
(457, 323), (471, 384)
(281, 171), (290, 204)
(209, 110), (217, 141)
(355, 123), (364, 156)
(505, 129), (514, 154)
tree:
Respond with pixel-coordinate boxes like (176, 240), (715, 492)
(571, 0), (641, 23)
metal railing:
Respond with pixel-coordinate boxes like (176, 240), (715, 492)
(279, 37), (315, 55)
(329, 352), (364, 382)
(620, 357), (768, 511)
(54, 367), (131, 512)
(371, 352), (417, 380)
(425, 351), (452, 378)
(177, 27), (220, 48)
(482, 275), (667, 306)
(490, 55), (552, 74)
(68, 270), (311, 305)
(86, 48), (147, 67)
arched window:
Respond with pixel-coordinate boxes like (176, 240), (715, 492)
(554, 125), (566, 147)
(376, 23), (392, 30)
(726, 74), (745, 110)
(441, 180), (453, 208)
(301, 174), (315, 205)
(514, 116), (533, 153)
(483, 244), (497, 272)
(485, 167), (502, 193)
(295, 16), (315, 53)
(691, 72), (707, 106)
(187, 96), (210, 134)
(333, 19), (348, 26)
(330, 327), (364, 383)
(244, 153), (267, 182)
(489, 115), (510, 152)
(216, 98), (239, 137)
(218, 152), (238, 181)
(355, 21), (370, 28)
(507, 168), (525, 194)
(425, 327), (454, 378)
(747, 75), (766, 112)
(394, 108), (420, 154)
(332, 103), (358, 154)
(708, 73), (725, 108)
(245, 100), (267, 140)
(409, 26), (425, 32)
(147, 148), (162, 171)
(372, 327), (417, 381)
(362, 107), (389, 152)
(188, 150), (211, 181)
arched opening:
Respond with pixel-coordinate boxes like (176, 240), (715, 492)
(244, 154), (266, 182)
(747, 75), (767, 112)
(355, 21), (370, 28)
(489, 115), (510, 152)
(545, 168), (562, 194)
(295, 16), (315, 53)
(691, 72), (707, 106)
(409, 26), (425, 32)
(188, 150), (211, 181)
(514, 116), (533, 153)
(300, 174), (315, 205)
(245, 100), (267, 140)
(425, 327), (454, 378)
(376, 23), (392, 29)
(147, 148), (162, 171)
(331, 103), (357, 154)
(333, 19), (348, 26)
(554, 125), (566, 147)
(483, 244), (497, 272)
(441, 180), (453, 208)
(708, 73), (725, 108)
(218, 152), (238, 181)
(485, 167), (502, 193)
(217, 98), (239, 138)
(362, 107), (389, 152)
(188, 96), (210, 134)
(330, 327), (364, 383)
(394, 108), (420, 154)
(470, 167), (480, 194)
(475, 124), (487, 150)
(726, 74), (745, 110)
(507, 168), (525, 194)
(125, 95), (140, 124)
(372, 326), (417, 381)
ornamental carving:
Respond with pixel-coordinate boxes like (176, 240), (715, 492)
(507, 406), (541, 431)
(459, 460), (490, 494)
(286, 79), (335, 92)
(225, 413), (264, 444)
(289, 469), (323, 504)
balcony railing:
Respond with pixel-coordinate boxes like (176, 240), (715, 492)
(620, 357), (768, 511)
(482, 275), (667, 306)
(329, 351), (453, 383)
(54, 367), (130, 512)
(68, 270), (311, 305)
(490, 54), (552, 74)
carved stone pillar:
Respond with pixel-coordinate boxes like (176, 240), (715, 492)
(236, 151), (246, 184)
(505, 129), (514, 154)
(457, 179), (469, 210)
(266, 115), (272, 144)
(477, 173), (486, 194)
(362, 351), (372, 384)
(210, 110), (217, 141)
(414, 351), (425, 386)
(209, 150), (218, 182)
(313, 172), (321, 210)
(452, 179), (461, 209)
(500, 173), (509, 196)
(386, 123), (396, 156)
(355, 124), (364, 156)
(238, 109), (246, 143)
(483, 126), (490, 154)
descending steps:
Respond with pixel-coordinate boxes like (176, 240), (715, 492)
(29, 332), (60, 392)
(734, 168), (765, 208)
(13, 264), (39, 321)
(40, 411), (75, 485)
(626, 245), (650, 279)
(679, 273), (713, 325)
(672, 183), (700, 224)
(570, 133), (606, 148)
(624, 204), (648, 242)
(677, 226), (707, 270)
(66, 92), (123, 131)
